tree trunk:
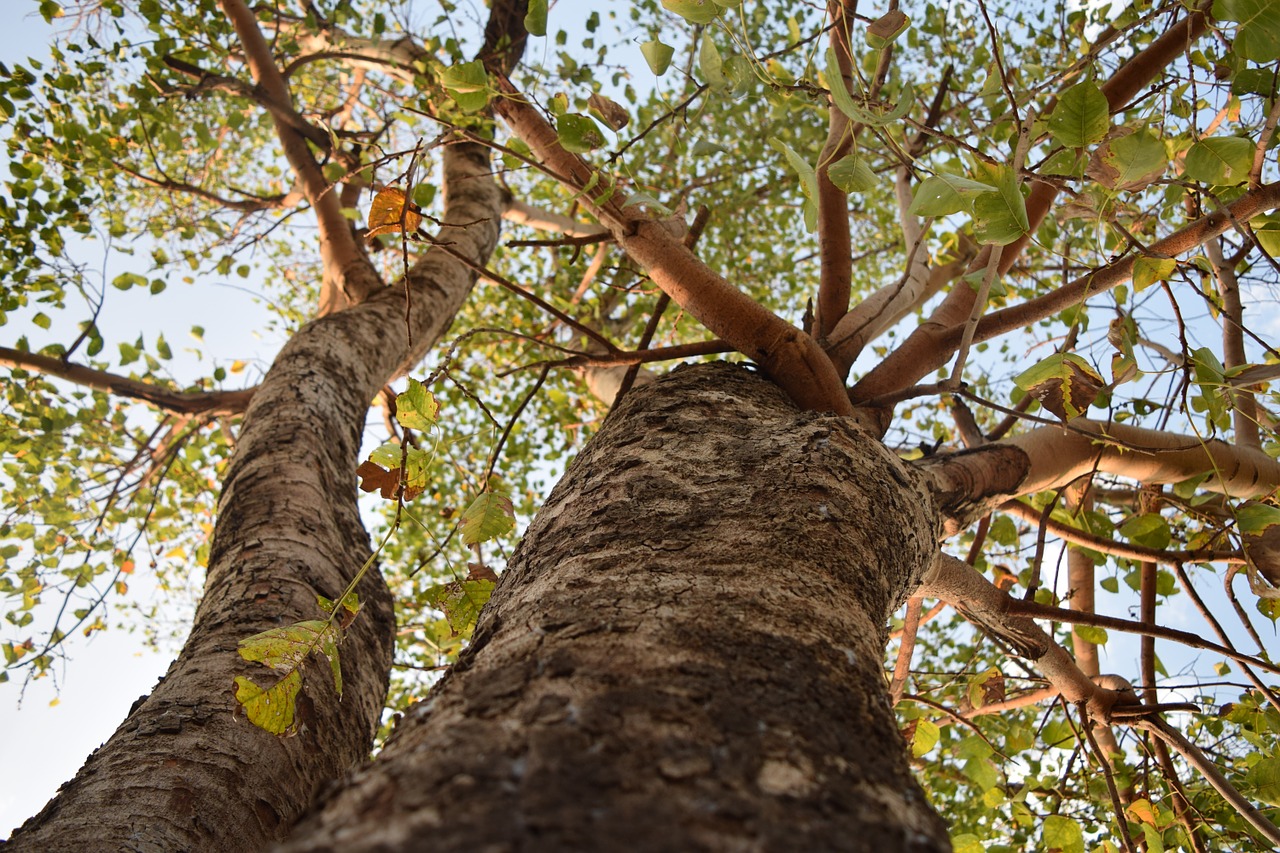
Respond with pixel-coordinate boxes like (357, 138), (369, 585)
(6, 143), (503, 853)
(282, 363), (952, 852)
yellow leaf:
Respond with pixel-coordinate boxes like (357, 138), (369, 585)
(367, 187), (423, 241)
(230, 359), (247, 374)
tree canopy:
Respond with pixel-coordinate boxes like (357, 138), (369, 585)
(3, 0), (1280, 848)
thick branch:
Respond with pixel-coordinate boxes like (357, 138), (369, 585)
(219, 0), (380, 313)
(1004, 419), (1280, 499)
(813, 0), (856, 338)
(920, 553), (1125, 720)
(1, 346), (255, 416)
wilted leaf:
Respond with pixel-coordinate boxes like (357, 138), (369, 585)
(357, 460), (401, 500)
(1087, 127), (1166, 191)
(234, 671), (301, 736)
(866, 10), (909, 49)
(366, 187), (422, 242)
(1013, 353), (1104, 420)
(424, 579), (495, 636)
(587, 93), (629, 131)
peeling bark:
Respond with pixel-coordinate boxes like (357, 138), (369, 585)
(281, 363), (951, 852)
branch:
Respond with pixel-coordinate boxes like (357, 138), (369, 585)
(503, 199), (608, 238)
(1, 346), (255, 415)
(1136, 717), (1280, 847)
(489, 73), (857, 417)
(1000, 499), (1245, 565)
(1003, 419), (1280, 499)
(1006, 600), (1280, 676)
(920, 552), (1128, 720)
(218, 0), (380, 313)
(813, 0), (856, 338)
(113, 160), (301, 212)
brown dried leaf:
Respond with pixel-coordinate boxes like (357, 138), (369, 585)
(467, 561), (499, 583)
(587, 93), (630, 131)
(356, 460), (400, 500)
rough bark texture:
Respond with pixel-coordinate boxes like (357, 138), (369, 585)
(6, 143), (503, 852)
(281, 362), (951, 852)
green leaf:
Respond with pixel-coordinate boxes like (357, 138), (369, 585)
(1043, 815), (1085, 853)
(826, 153), (877, 193)
(1132, 256), (1175, 292)
(911, 718), (940, 757)
(972, 168), (1029, 246)
(439, 61), (489, 113)
(699, 32), (725, 88)
(909, 174), (996, 217)
(1118, 513), (1172, 550)
(234, 671), (301, 736)
(770, 138), (819, 231)
(1214, 0), (1280, 62)
(396, 378), (439, 430)
(1073, 625), (1108, 645)
(556, 113), (605, 154)
(1249, 758), (1280, 806)
(1238, 502), (1280, 534)
(825, 49), (915, 127)
(1183, 136), (1254, 186)
(461, 490), (515, 545)
(641, 41), (675, 76)
(524, 0), (547, 37)
(1047, 81), (1110, 148)
(661, 0), (720, 25)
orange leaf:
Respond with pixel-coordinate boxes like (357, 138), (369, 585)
(367, 187), (423, 241)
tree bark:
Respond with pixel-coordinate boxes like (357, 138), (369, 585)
(281, 363), (952, 852)
(5, 142), (503, 853)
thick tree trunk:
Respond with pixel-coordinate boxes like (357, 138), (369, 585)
(6, 143), (503, 852)
(282, 363), (952, 852)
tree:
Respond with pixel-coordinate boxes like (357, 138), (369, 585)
(3, 0), (1280, 849)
